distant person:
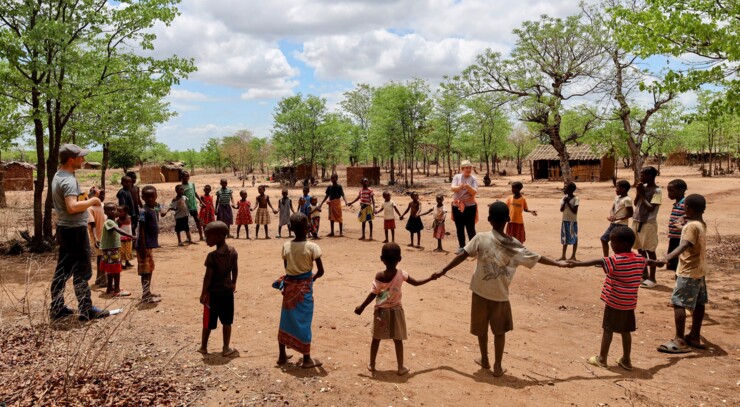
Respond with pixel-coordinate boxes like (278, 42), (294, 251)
(666, 179), (688, 273)
(198, 184), (216, 227)
(347, 178), (375, 240)
(234, 190), (253, 239)
(99, 202), (135, 297)
(632, 166), (662, 288)
(117, 176), (137, 237)
(215, 179), (235, 237)
(399, 191), (432, 248)
(160, 184), (196, 246)
(450, 160), (479, 254)
(309, 196), (322, 239)
(125, 171), (142, 235)
(137, 185), (162, 303)
(277, 188), (295, 238)
(116, 205), (134, 270)
(254, 185), (277, 239)
(319, 174), (350, 237)
(355, 243), (437, 376)
(198, 221), (239, 357)
(299, 186), (312, 218)
(566, 227), (646, 371)
(375, 191), (402, 243)
(431, 194), (448, 252)
(505, 181), (537, 243)
(600, 180), (633, 257)
(181, 171), (205, 241)
(434, 202), (566, 377)
(559, 182), (579, 261)
(50, 144), (109, 321)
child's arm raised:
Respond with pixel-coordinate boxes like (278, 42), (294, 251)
(312, 258), (325, 281)
(354, 293), (377, 315)
(654, 240), (694, 267)
(419, 207), (434, 217)
(434, 251), (470, 279)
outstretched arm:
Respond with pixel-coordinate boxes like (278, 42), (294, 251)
(654, 240), (694, 266)
(435, 251), (470, 278)
(538, 256), (568, 267)
(566, 259), (603, 268)
(111, 225), (135, 240)
(407, 273), (437, 286)
(419, 208), (434, 217)
(355, 292), (377, 315)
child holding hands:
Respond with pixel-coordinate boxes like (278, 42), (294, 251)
(375, 191), (402, 243)
(355, 243), (437, 375)
(505, 182), (537, 243)
(234, 190), (253, 239)
(399, 192), (432, 248)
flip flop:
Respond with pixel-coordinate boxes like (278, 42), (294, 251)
(684, 338), (707, 350)
(222, 348), (238, 357)
(657, 340), (690, 354)
(640, 280), (657, 289)
(617, 358), (633, 371)
(113, 290), (131, 297)
(302, 358), (322, 369)
(587, 355), (608, 369)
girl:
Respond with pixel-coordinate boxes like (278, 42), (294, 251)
(199, 184), (216, 227)
(309, 196), (321, 239)
(277, 188), (294, 238)
(100, 202), (135, 297)
(234, 190), (254, 239)
(505, 181), (537, 243)
(432, 195), (447, 252)
(117, 205), (134, 269)
(400, 192), (432, 248)
(255, 185), (278, 239)
(216, 179), (235, 237)
(347, 178), (375, 240)
(355, 243), (436, 375)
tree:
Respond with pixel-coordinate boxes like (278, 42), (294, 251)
(109, 126), (157, 171)
(464, 94), (511, 178)
(202, 138), (224, 173)
(687, 90), (739, 176)
(0, 0), (195, 244)
(455, 15), (606, 183)
(222, 130), (254, 187)
(368, 84), (404, 185)
(508, 125), (536, 175)
(432, 87), (464, 181)
(340, 84), (374, 166)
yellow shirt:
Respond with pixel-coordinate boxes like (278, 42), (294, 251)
(282, 241), (322, 276)
(676, 221), (706, 279)
(506, 195), (528, 224)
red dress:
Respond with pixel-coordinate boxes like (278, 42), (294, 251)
(236, 200), (253, 225)
(199, 195), (216, 226)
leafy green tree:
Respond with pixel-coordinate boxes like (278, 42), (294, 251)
(222, 130), (255, 186)
(432, 87), (464, 181)
(340, 84), (374, 166)
(464, 94), (511, 178)
(507, 125), (537, 175)
(202, 137), (224, 172)
(368, 84), (404, 185)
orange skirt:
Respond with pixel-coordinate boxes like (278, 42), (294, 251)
(505, 222), (526, 243)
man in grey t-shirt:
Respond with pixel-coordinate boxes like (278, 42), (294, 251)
(50, 144), (109, 321)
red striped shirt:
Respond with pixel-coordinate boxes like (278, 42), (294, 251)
(600, 252), (645, 310)
(668, 198), (685, 239)
(358, 187), (374, 205)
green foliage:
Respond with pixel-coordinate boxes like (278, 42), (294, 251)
(202, 137), (224, 172)
(340, 84), (374, 165)
(463, 93), (511, 175)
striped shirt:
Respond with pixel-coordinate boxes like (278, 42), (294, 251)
(358, 187), (374, 205)
(668, 198), (685, 239)
(600, 252), (646, 310)
(216, 188), (233, 205)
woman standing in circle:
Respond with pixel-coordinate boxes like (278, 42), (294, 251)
(450, 160), (479, 254)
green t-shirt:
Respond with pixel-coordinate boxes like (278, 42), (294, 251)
(100, 219), (121, 249)
(182, 182), (198, 211)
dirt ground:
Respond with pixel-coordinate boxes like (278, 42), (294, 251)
(1, 165), (739, 406)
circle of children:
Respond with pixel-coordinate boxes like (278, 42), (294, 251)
(85, 165), (707, 376)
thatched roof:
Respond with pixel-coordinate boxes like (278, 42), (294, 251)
(1, 161), (36, 170)
(526, 144), (607, 161)
(161, 161), (185, 169)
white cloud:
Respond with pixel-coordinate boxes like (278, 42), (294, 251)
(156, 123), (248, 150)
(168, 89), (212, 102)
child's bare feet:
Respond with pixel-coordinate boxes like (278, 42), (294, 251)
(141, 295), (161, 303)
(367, 363), (375, 372)
(492, 366), (506, 377)
(407, 243), (415, 247)
(382, 240), (388, 243)
(359, 236), (365, 240)
(433, 248), (444, 252)
(276, 354), (293, 365)
(222, 348), (238, 357)
(197, 347), (208, 355)
(474, 357), (491, 369)
(397, 366), (410, 376)
(557, 257), (566, 261)
(301, 357), (322, 369)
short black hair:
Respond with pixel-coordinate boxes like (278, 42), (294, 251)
(290, 212), (309, 231)
(668, 179), (687, 191)
(511, 181), (523, 189)
(121, 175), (132, 184)
(204, 221), (229, 237)
(610, 225), (636, 247)
(565, 182), (577, 191)
(616, 179), (631, 191)
(141, 185), (157, 196)
(103, 202), (118, 211)
(119, 204), (130, 214)
(125, 171), (137, 178)
(641, 166), (658, 178)
(684, 194), (706, 213)
(175, 184), (184, 192)
(488, 201), (510, 223)
(381, 242), (402, 262)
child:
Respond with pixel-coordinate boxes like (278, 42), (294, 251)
(198, 221), (239, 357)
(319, 174), (350, 237)
(348, 178), (375, 240)
(309, 196), (321, 239)
(375, 191), (402, 243)
(199, 185), (216, 227)
(354, 243), (437, 375)
(432, 195), (447, 252)
(600, 180), (633, 257)
(181, 171), (205, 241)
(234, 190), (253, 239)
(161, 184), (196, 246)
(559, 182), (579, 261)
(655, 194), (708, 353)
(399, 192), (432, 248)
(666, 179), (687, 272)
(100, 202), (135, 297)
(215, 179), (235, 237)
(505, 181), (537, 243)
(277, 188), (295, 238)
(566, 227), (646, 370)
(300, 186), (312, 218)
(117, 176), (137, 235)
(434, 202), (565, 377)
(125, 171), (142, 235)
(632, 166), (662, 288)
(254, 185), (278, 239)
(117, 205), (134, 269)
(252, 174), (256, 187)
(277, 213), (325, 369)
(137, 186), (162, 303)
(87, 187), (106, 287)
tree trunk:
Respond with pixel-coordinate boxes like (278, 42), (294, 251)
(550, 135), (573, 184)
(389, 156), (395, 185)
(484, 153), (490, 176)
(32, 88), (45, 245)
(447, 151), (453, 182)
(0, 172), (6, 208)
(101, 142), (110, 190)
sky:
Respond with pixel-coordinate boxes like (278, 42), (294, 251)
(150, 0), (698, 151)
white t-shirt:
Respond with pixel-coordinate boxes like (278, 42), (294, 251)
(451, 174), (478, 205)
(464, 230), (541, 302)
(382, 201), (398, 220)
(561, 196), (579, 222)
(611, 195), (633, 225)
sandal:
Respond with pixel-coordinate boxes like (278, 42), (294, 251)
(640, 280), (657, 289)
(113, 290), (131, 297)
(684, 337), (707, 350)
(617, 358), (633, 371)
(587, 355), (608, 369)
(657, 339), (690, 354)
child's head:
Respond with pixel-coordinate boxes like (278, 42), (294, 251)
(289, 213), (309, 236)
(118, 204), (129, 219)
(204, 184), (212, 194)
(488, 201), (510, 228)
(258, 185), (266, 194)
(563, 182), (576, 195)
(125, 171), (137, 183)
(141, 185), (158, 206)
(330, 174), (338, 184)
(303, 186), (310, 196)
(436, 194), (444, 205)
(511, 181), (523, 194)
(103, 202), (118, 219)
(282, 188), (288, 198)
(181, 171), (190, 183)
(121, 176), (132, 188)
(380, 242), (402, 268)
(410, 191), (419, 201)
(175, 184), (184, 196)
(639, 166), (658, 184)
(382, 191), (391, 201)
(98, 189), (106, 201)
(220, 178), (228, 188)
(204, 221), (229, 247)
(89, 186), (99, 198)
(361, 178), (369, 188)
(609, 226), (636, 254)
(684, 194), (706, 219)
(615, 179), (631, 196)
(667, 179), (688, 200)
(310, 196), (318, 205)
(240, 190), (247, 199)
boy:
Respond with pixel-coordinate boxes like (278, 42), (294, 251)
(655, 194), (708, 353)
(559, 182), (579, 261)
(601, 180), (633, 257)
(277, 213), (325, 369)
(505, 182), (537, 243)
(161, 184), (196, 246)
(632, 166), (662, 288)
(375, 191), (402, 243)
(299, 186), (312, 218)
(126, 171), (142, 234)
(87, 187), (107, 287)
(198, 221), (239, 357)
(100, 202), (135, 297)
(566, 227), (646, 370)
(117, 176), (136, 232)
(181, 171), (205, 241)
(309, 196), (321, 239)
(434, 202), (565, 377)
(348, 178), (375, 240)
(666, 179), (687, 272)
(319, 174), (350, 237)
(137, 186), (162, 303)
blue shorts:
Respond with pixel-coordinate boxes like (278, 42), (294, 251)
(601, 223), (628, 242)
(671, 276), (708, 310)
(561, 221), (578, 245)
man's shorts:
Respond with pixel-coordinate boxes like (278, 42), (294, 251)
(632, 220), (658, 252)
(600, 223), (628, 242)
(561, 221), (578, 245)
(470, 293), (513, 336)
(671, 276), (708, 310)
(203, 291), (234, 330)
(137, 248), (155, 275)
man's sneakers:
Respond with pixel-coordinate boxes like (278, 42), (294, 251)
(50, 307), (75, 321)
(78, 306), (110, 321)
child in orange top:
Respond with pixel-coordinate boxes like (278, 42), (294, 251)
(505, 182), (537, 243)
